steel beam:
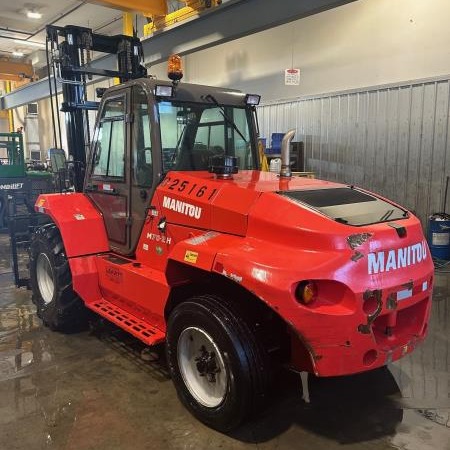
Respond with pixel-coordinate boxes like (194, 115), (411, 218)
(0, 0), (356, 110)
(141, 0), (357, 64)
(1, 77), (63, 109)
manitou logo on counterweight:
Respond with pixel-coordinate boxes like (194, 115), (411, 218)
(368, 241), (428, 274)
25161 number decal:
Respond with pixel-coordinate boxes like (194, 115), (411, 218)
(162, 177), (217, 201)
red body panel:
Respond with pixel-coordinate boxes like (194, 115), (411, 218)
(38, 170), (434, 377)
(70, 255), (103, 303)
(35, 193), (109, 257)
(95, 255), (169, 331)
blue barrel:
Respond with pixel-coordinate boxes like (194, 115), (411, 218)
(428, 213), (450, 260)
(271, 133), (284, 152)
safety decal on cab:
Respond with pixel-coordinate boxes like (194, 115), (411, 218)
(184, 250), (198, 264)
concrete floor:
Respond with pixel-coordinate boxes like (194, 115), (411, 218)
(0, 235), (449, 450)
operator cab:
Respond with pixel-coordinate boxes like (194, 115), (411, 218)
(84, 74), (260, 256)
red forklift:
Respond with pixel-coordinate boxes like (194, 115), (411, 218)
(29, 25), (434, 431)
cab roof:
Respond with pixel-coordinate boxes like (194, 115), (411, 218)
(106, 77), (251, 107)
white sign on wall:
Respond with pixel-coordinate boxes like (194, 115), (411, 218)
(285, 68), (300, 86)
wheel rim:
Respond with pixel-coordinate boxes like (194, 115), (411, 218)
(36, 253), (55, 305)
(177, 326), (228, 408)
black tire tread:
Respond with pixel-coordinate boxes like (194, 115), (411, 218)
(29, 223), (86, 331)
(167, 293), (271, 431)
(197, 294), (270, 404)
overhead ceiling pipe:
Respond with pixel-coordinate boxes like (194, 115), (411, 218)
(280, 129), (295, 178)
(0, 27), (32, 36)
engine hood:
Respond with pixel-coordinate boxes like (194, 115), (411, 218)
(157, 169), (432, 290)
(157, 170), (342, 236)
(157, 170), (410, 238)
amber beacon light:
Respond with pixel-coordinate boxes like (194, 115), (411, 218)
(168, 54), (183, 82)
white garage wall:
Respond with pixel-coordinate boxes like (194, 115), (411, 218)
(259, 76), (450, 225)
(163, 0), (450, 103)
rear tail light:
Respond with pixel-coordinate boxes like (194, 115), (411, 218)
(293, 280), (355, 312)
(295, 281), (318, 305)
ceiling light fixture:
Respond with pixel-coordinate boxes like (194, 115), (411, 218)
(12, 51), (24, 57)
(26, 10), (42, 19)
(13, 39), (45, 48)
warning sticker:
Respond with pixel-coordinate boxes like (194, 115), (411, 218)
(285, 68), (300, 86)
(184, 250), (198, 264)
(432, 232), (450, 246)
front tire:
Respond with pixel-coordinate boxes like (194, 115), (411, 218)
(166, 294), (270, 431)
(29, 223), (86, 331)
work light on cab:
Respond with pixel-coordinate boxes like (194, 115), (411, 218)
(295, 281), (318, 305)
(168, 54), (183, 82)
(245, 94), (261, 105)
(155, 85), (174, 97)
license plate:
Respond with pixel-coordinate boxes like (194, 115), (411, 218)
(396, 288), (412, 301)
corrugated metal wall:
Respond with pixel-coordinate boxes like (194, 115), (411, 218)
(258, 76), (450, 225)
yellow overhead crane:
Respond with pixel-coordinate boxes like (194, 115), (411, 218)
(87, 0), (168, 16)
(85, 0), (221, 36)
(0, 59), (34, 129)
(0, 59), (34, 83)
(143, 0), (222, 36)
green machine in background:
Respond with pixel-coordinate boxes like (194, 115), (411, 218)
(0, 132), (53, 229)
(0, 132), (25, 177)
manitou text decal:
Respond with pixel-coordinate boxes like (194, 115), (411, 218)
(368, 241), (428, 274)
(162, 196), (202, 219)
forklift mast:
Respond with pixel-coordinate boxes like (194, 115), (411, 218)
(46, 24), (147, 191)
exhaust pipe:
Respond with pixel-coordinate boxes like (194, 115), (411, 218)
(280, 129), (296, 178)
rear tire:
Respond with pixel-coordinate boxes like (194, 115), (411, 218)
(29, 223), (87, 331)
(166, 294), (270, 432)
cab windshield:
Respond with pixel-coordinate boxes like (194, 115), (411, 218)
(157, 100), (258, 172)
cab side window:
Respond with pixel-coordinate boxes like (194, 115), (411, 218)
(132, 86), (152, 187)
(93, 97), (126, 179)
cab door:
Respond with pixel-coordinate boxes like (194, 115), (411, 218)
(128, 84), (157, 253)
(86, 90), (131, 254)
(86, 84), (158, 256)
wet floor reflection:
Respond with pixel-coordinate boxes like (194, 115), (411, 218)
(0, 232), (449, 450)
